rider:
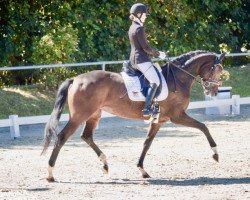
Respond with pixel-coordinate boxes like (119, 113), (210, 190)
(129, 3), (167, 117)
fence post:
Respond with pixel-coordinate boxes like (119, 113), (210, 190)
(9, 115), (20, 139)
(232, 95), (240, 115)
(102, 63), (106, 71)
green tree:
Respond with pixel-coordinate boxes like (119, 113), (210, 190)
(0, 0), (249, 86)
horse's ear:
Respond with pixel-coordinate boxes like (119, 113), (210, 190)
(219, 52), (226, 62)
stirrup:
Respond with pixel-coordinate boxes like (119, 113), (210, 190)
(144, 103), (160, 124)
(143, 107), (153, 117)
(143, 102), (160, 117)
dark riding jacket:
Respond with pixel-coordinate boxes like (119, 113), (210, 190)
(129, 21), (160, 65)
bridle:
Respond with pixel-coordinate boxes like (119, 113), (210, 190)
(200, 56), (222, 94)
(167, 56), (221, 93)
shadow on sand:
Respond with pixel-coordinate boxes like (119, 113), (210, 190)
(57, 176), (250, 187)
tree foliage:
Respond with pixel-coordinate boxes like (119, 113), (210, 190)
(0, 0), (249, 86)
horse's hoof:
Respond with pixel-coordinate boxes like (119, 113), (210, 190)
(142, 172), (151, 178)
(102, 165), (109, 174)
(138, 166), (151, 178)
(213, 154), (219, 162)
(46, 177), (55, 182)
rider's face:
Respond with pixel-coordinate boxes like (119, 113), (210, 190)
(140, 13), (147, 23)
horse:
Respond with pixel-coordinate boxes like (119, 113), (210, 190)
(41, 51), (226, 182)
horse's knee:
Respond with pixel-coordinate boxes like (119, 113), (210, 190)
(81, 133), (92, 144)
(80, 133), (87, 141)
(199, 123), (208, 132)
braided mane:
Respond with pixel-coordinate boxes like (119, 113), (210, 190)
(161, 50), (211, 74)
(166, 50), (210, 67)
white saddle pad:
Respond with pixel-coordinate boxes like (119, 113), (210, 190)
(121, 72), (168, 102)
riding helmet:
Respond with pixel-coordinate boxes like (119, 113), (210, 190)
(130, 3), (149, 15)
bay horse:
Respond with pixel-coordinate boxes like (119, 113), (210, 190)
(41, 51), (225, 182)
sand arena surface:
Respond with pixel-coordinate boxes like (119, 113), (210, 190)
(0, 106), (250, 200)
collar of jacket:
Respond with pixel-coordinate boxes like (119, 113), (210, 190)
(133, 18), (143, 26)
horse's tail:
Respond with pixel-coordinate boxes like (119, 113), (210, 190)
(41, 78), (74, 155)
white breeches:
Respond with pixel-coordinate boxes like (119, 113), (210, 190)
(136, 62), (160, 86)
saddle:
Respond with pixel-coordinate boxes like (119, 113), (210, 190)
(121, 61), (168, 102)
(122, 61), (163, 98)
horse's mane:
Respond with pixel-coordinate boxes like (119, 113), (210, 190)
(161, 50), (213, 75)
(183, 52), (216, 67)
(165, 50), (210, 67)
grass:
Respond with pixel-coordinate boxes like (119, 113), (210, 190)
(0, 85), (57, 119)
(0, 64), (249, 119)
(225, 65), (250, 97)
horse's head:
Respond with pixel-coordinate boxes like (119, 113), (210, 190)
(200, 53), (226, 96)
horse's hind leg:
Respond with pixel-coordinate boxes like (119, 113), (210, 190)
(80, 110), (108, 174)
(47, 120), (80, 182)
(171, 112), (219, 161)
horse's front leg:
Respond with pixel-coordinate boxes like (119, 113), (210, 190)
(170, 112), (219, 162)
(137, 123), (162, 178)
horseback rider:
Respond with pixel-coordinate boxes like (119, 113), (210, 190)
(129, 3), (167, 117)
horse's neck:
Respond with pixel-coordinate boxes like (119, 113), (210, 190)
(161, 54), (215, 93)
(165, 55), (214, 92)
(161, 51), (211, 81)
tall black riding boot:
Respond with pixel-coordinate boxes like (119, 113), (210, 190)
(143, 83), (158, 117)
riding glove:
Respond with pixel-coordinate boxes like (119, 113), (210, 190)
(158, 51), (167, 60)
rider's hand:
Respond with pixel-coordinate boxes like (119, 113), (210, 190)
(158, 51), (167, 60)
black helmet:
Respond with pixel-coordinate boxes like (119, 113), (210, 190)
(130, 3), (149, 16)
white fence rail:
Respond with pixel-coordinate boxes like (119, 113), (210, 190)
(0, 52), (249, 71)
(1, 95), (250, 139)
